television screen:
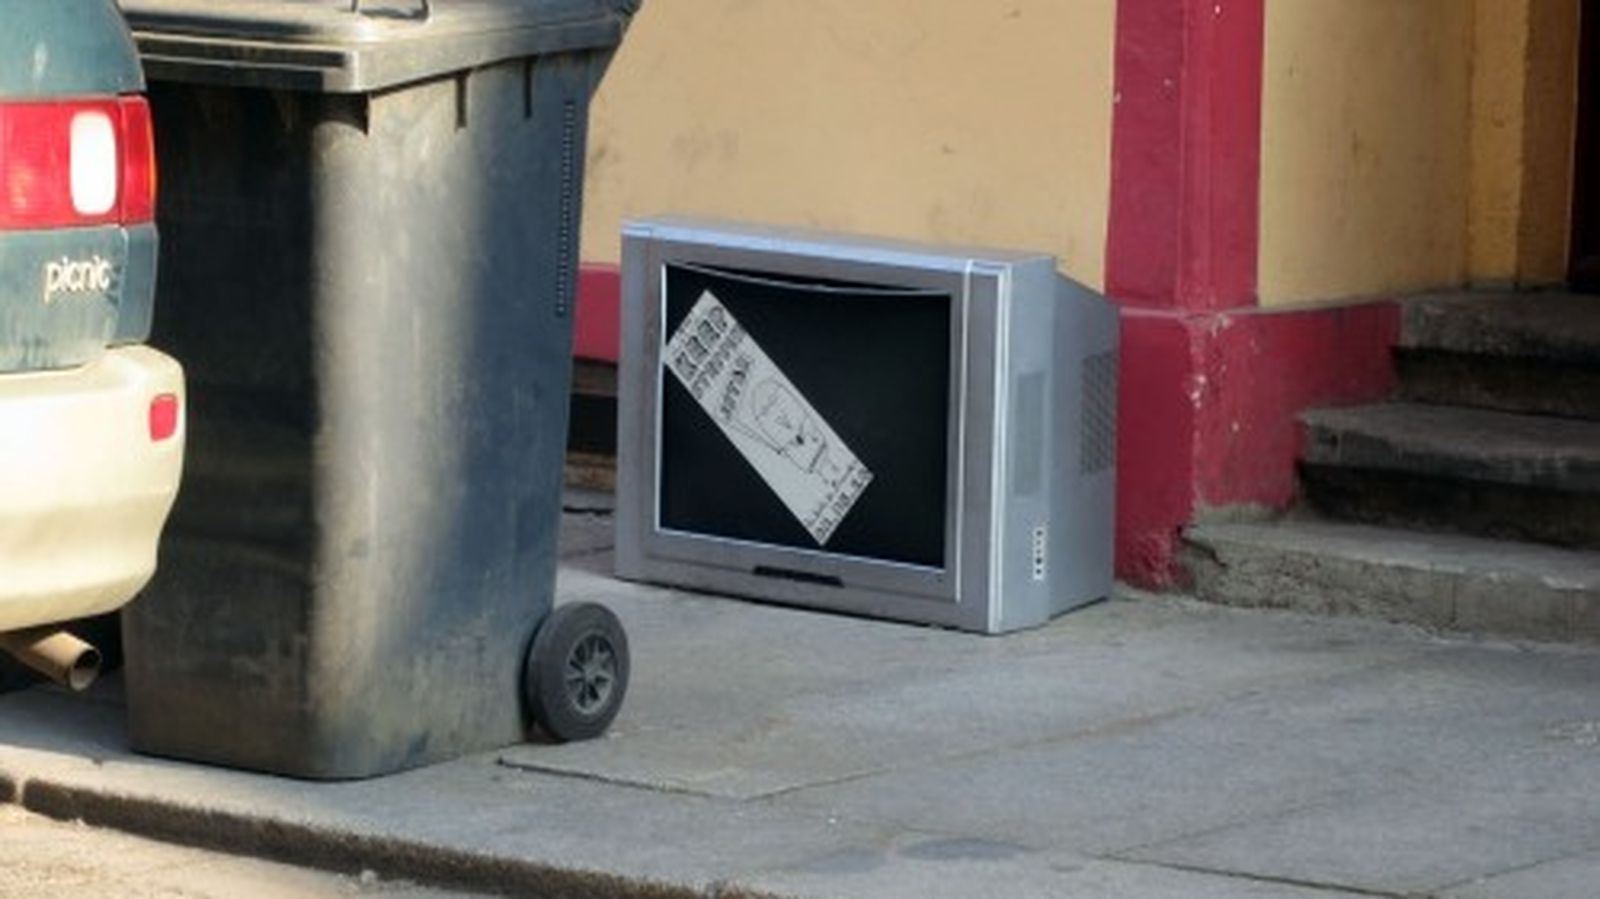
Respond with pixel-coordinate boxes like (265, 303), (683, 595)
(658, 262), (951, 569)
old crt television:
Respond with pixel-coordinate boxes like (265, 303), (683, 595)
(614, 218), (1118, 634)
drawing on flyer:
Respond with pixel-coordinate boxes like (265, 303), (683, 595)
(665, 290), (873, 545)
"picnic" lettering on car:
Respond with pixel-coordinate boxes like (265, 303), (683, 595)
(42, 255), (113, 303)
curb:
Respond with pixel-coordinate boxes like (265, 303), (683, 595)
(0, 771), (776, 899)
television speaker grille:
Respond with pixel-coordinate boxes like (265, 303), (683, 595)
(1080, 350), (1117, 474)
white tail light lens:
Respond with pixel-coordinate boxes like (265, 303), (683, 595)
(69, 110), (118, 217)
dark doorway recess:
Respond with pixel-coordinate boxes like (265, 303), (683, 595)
(1570, 0), (1600, 290)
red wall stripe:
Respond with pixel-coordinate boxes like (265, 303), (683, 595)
(1115, 302), (1399, 587)
(574, 263), (622, 363)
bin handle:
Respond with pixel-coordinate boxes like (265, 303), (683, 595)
(349, 0), (432, 22)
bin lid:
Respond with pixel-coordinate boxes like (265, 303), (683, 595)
(118, 0), (636, 93)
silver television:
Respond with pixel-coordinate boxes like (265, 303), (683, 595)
(614, 217), (1117, 634)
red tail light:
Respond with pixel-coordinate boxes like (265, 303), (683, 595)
(0, 96), (157, 231)
(149, 393), (180, 443)
(118, 97), (157, 225)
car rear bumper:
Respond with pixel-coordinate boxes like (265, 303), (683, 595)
(0, 346), (184, 633)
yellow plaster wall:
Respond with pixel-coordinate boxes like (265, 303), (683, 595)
(1469, 0), (1533, 284)
(1259, 0), (1579, 305)
(1469, 0), (1579, 287)
(1515, 0), (1581, 285)
(1258, 0), (1475, 305)
(579, 1), (1116, 289)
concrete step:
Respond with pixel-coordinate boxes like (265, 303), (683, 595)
(1300, 402), (1600, 548)
(1184, 519), (1600, 643)
(1395, 293), (1600, 419)
(568, 359), (618, 455)
(1302, 402), (1600, 493)
(1401, 292), (1600, 364)
(1394, 348), (1600, 420)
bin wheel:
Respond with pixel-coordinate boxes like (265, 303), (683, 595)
(526, 602), (629, 743)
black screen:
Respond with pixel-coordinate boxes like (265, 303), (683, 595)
(658, 262), (951, 568)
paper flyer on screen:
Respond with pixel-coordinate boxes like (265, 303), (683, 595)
(664, 290), (873, 546)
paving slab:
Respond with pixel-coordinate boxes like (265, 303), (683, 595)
(508, 563), (1436, 801)
(3, 514), (1600, 897)
(556, 509), (617, 558)
(0, 685), (888, 898)
(1444, 848), (1600, 899)
(740, 841), (1366, 899)
(1109, 647), (1600, 894)
(1128, 787), (1600, 899)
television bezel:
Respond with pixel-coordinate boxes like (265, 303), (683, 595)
(620, 222), (1018, 612)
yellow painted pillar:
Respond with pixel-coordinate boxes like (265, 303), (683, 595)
(1468, 0), (1579, 288)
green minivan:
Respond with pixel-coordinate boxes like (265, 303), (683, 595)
(0, 0), (184, 688)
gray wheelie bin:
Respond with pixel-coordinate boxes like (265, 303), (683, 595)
(117, 0), (637, 779)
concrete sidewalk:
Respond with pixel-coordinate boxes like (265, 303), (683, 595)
(3, 507), (1600, 898)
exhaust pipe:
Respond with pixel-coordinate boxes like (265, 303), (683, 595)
(0, 627), (102, 692)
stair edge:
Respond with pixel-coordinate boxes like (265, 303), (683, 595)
(1185, 520), (1600, 644)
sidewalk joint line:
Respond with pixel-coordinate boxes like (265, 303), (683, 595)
(496, 756), (725, 800)
(1101, 855), (1428, 898)
(1428, 839), (1600, 895)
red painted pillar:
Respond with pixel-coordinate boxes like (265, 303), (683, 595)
(1105, 0), (1398, 589)
(1107, 0), (1267, 582)
(1107, 0), (1263, 311)
(1106, 0), (1261, 585)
